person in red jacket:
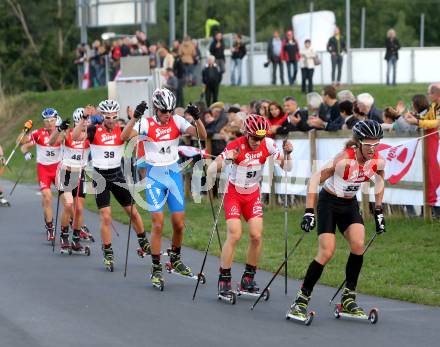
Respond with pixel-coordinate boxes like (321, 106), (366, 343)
(282, 30), (300, 86)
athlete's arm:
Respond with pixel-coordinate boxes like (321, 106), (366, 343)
(120, 117), (139, 141)
(48, 128), (64, 146)
(20, 131), (35, 153)
(373, 157), (386, 208)
(72, 118), (88, 141)
(185, 119), (207, 140)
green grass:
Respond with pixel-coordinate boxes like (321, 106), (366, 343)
(85, 196), (440, 306)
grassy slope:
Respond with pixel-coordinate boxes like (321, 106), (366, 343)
(1, 84), (438, 306)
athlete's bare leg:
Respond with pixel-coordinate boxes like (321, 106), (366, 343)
(99, 206), (112, 245)
(221, 219), (243, 269)
(170, 212), (185, 247)
(41, 188), (53, 223)
(246, 217), (263, 267)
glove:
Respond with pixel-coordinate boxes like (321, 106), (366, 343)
(134, 101), (148, 119)
(24, 152), (33, 161)
(0, 156), (5, 166)
(23, 120), (33, 132)
(300, 208), (315, 233)
(57, 119), (70, 132)
(186, 103), (201, 120)
(374, 207), (386, 234)
(90, 115), (103, 125)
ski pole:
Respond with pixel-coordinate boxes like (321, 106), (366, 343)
(124, 103), (145, 278)
(328, 232), (379, 305)
(71, 140), (87, 233)
(52, 136), (66, 252)
(9, 162), (28, 197)
(4, 120), (33, 167)
(111, 222), (120, 237)
(191, 107), (222, 251)
(283, 147), (289, 295)
(251, 231), (307, 310)
(192, 187), (227, 301)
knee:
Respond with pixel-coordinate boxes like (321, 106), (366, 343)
(249, 232), (262, 246)
(350, 240), (364, 255)
(64, 203), (74, 213)
(152, 220), (164, 234)
(101, 212), (112, 226)
(227, 230), (241, 245)
(319, 247), (335, 264)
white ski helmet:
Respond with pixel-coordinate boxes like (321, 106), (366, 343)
(41, 107), (58, 120)
(55, 115), (62, 127)
(72, 107), (85, 124)
(152, 88), (176, 111)
(98, 99), (120, 113)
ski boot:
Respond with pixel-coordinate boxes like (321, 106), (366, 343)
(217, 272), (236, 304)
(334, 288), (378, 324)
(136, 234), (151, 258)
(150, 263), (164, 291)
(102, 246), (114, 272)
(59, 232), (72, 255)
(237, 269), (270, 300)
(286, 290), (315, 325)
(45, 222), (55, 243)
(0, 194), (10, 207)
(71, 232), (90, 256)
(79, 225), (95, 242)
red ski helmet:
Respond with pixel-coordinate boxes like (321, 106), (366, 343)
(244, 114), (268, 138)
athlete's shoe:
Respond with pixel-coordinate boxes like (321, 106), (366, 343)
(218, 273), (232, 295)
(137, 235), (151, 255)
(102, 246), (114, 267)
(341, 288), (365, 315)
(240, 269), (259, 292)
(60, 232), (70, 252)
(288, 290), (311, 319)
(169, 251), (192, 276)
(151, 263), (164, 286)
(79, 225), (94, 241)
(46, 224), (55, 241)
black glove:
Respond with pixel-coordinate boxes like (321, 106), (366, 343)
(374, 207), (386, 234)
(300, 208), (316, 233)
(57, 119), (70, 132)
(134, 101), (148, 119)
(186, 103), (200, 120)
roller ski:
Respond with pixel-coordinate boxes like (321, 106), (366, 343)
(59, 232), (72, 255)
(79, 225), (95, 242)
(102, 246), (114, 272)
(136, 234), (152, 258)
(236, 270), (270, 301)
(285, 290), (315, 326)
(71, 239), (91, 256)
(164, 250), (206, 283)
(0, 194), (10, 207)
(333, 288), (378, 324)
(217, 273), (236, 305)
(150, 263), (164, 291)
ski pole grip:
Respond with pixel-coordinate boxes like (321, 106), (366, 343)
(23, 120), (33, 132)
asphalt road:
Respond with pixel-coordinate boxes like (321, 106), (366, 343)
(0, 178), (439, 347)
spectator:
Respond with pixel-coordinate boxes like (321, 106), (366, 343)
(148, 44), (158, 70)
(346, 101), (367, 129)
(193, 39), (202, 86)
(231, 34), (247, 86)
(89, 40), (106, 86)
(159, 47), (174, 71)
(385, 28), (401, 86)
(256, 100), (270, 118)
(171, 39), (180, 56)
(282, 30), (300, 86)
(249, 100), (258, 114)
(205, 102), (228, 156)
(306, 92), (323, 117)
(339, 100), (354, 129)
(267, 31), (284, 85)
(120, 37), (131, 57)
(163, 67), (178, 96)
(209, 32), (226, 78)
(327, 26), (346, 86)
(300, 39), (317, 93)
(276, 96), (309, 134)
(382, 107), (399, 131)
(202, 56), (222, 107)
(267, 102), (288, 137)
(219, 106), (243, 141)
(74, 43), (88, 83)
(173, 54), (185, 107)
(337, 89), (356, 103)
(405, 85), (440, 129)
(356, 93), (383, 123)
(179, 35), (197, 86)
(309, 85), (343, 131)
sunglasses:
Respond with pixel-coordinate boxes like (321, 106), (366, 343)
(249, 135), (264, 141)
(158, 109), (171, 114)
(360, 141), (380, 149)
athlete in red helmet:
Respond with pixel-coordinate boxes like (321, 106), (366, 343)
(208, 114), (293, 301)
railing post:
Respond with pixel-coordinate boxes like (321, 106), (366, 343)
(422, 129), (433, 221)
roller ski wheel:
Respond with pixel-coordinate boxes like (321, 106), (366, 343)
(286, 310), (315, 326)
(334, 304), (378, 324)
(0, 200), (11, 207)
(164, 262), (205, 283)
(218, 291), (236, 305)
(136, 247), (151, 259)
(71, 242), (91, 256)
(60, 245), (72, 255)
(79, 226), (95, 242)
(236, 284), (270, 301)
(104, 259), (114, 272)
(152, 280), (164, 291)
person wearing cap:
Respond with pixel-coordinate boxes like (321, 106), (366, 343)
(208, 114), (293, 300)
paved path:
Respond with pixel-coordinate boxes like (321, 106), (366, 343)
(0, 179), (439, 347)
